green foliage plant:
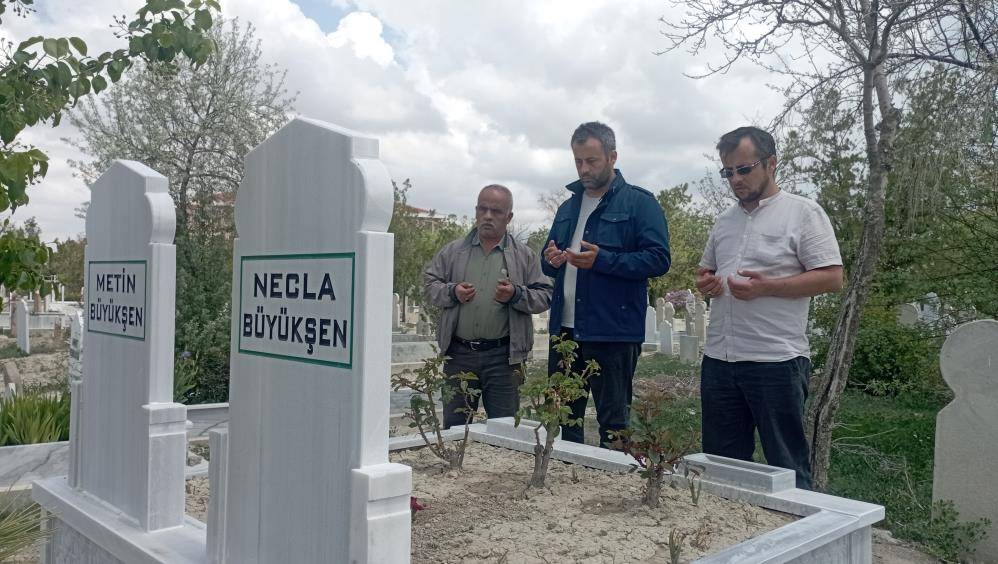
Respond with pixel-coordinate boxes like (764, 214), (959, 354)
(0, 387), (70, 446)
(0, 491), (51, 561)
(0, 0), (220, 308)
(390, 354), (479, 471)
(913, 500), (991, 563)
(609, 385), (698, 508)
(668, 527), (687, 564)
(515, 336), (598, 489)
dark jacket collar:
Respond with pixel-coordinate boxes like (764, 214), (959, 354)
(565, 169), (626, 198)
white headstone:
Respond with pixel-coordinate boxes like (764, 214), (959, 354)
(920, 292), (941, 324)
(662, 301), (675, 329)
(655, 297), (666, 324)
(224, 117), (411, 563)
(659, 320), (674, 357)
(60, 284), (66, 302)
(644, 305), (658, 344)
(897, 303), (920, 327)
(392, 292), (401, 331)
(695, 300), (708, 342)
(680, 334), (699, 364)
(15, 299), (29, 354)
(76, 160), (185, 530)
(933, 319), (998, 561)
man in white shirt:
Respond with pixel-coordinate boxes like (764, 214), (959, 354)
(696, 126), (843, 489)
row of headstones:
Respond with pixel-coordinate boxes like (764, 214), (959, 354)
(2, 286), (68, 312)
(895, 292), (982, 330)
(33, 118), (411, 564)
(391, 293), (433, 336)
(646, 297), (708, 364)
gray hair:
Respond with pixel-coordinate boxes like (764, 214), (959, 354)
(716, 126), (777, 161)
(480, 184), (513, 210)
(571, 122), (616, 156)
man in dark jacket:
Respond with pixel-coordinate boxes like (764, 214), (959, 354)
(425, 184), (553, 428)
(542, 122), (671, 447)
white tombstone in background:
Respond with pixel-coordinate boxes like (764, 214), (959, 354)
(659, 320), (674, 357)
(392, 292), (401, 331)
(15, 298), (29, 354)
(695, 300), (708, 342)
(33, 160), (191, 562)
(897, 303), (920, 327)
(662, 301), (675, 332)
(680, 334), (699, 364)
(655, 297), (666, 324)
(644, 305), (658, 345)
(60, 284), (66, 302)
(921, 292), (941, 325)
(223, 117), (411, 564)
(933, 319), (998, 561)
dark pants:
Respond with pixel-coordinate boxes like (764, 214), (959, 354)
(551, 328), (641, 448)
(700, 355), (813, 489)
(441, 342), (522, 429)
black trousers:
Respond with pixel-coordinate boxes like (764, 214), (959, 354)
(700, 354), (813, 489)
(441, 342), (522, 429)
(550, 327), (641, 448)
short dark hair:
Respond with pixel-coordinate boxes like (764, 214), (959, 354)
(571, 122), (616, 156)
(716, 126), (776, 161)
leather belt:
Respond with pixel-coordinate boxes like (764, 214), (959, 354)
(453, 335), (510, 352)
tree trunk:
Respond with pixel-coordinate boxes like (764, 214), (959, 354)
(644, 473), (662, 508)
(806, 54), (900, 491)
(530, 429), (557, 488)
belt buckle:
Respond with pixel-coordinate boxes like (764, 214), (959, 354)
(467, 339), (483, 351)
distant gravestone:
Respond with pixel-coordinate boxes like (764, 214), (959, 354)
(223, 117), (410, 563)
(644, 305), (658, 345)
(655, 297), (666, 324)
(15, 298), (29, 354)
(920, 292), (941, 325)
(659, 320), (674, 357)
(392, 292), (401, 331)
(897, 303), (920, 327)
(679, 334), (699, 364)
(662, 301), (675, 331)
(933, 319), (998, 561)
(695, 300), (707, 342)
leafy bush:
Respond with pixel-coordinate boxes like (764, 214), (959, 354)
(0, 388), (70, 446)
(175, 301), (231, 403)
(516, 336), (598, 488)
(391, 354), (479, 470)
(909, 500), (991, 562)
(610, 385), (698, 508)
(812, 307), (941, 396)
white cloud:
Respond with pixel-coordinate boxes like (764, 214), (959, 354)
(6, 0), (788, 242)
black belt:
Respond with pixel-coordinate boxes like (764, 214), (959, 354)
(453, 335), (510, 352)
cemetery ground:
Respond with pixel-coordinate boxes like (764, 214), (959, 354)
(0, 333), (962, 562)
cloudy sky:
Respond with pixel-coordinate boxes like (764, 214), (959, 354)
(3, 0), (787, 242)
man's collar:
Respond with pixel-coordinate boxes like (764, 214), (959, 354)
(470, 228), (508, 249)
(740, 188), (784, 213)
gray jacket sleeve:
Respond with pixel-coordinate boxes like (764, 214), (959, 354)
(423, 244), (459, 308)
(510, 245), (552, 314)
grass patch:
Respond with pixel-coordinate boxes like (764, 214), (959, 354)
(0, 343), (27, 360)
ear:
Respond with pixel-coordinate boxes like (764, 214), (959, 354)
(609, 149), (618, 167)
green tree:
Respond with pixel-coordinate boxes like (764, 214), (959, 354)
(67, 19), (295, 403)
(663, 0), (997, 489)
(649, 183), (712, 300)
(0, 0), (220, 308)
(388, 178), (467, 315)
(46, 235), (84, 301)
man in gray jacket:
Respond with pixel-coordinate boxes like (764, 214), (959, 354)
(424, 184), (553, 428)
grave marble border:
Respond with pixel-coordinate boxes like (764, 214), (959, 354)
(85, 259), (148, 341)
(236, 252), (356, 368)
(388, 418), (885, 564)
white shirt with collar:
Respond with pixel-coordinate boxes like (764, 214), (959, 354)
(699, 190), (842, 362)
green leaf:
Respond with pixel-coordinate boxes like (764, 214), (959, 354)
(56, 38), (70, 58)
(17, 36), (43, 51)
(42, 38), (59, 58)
(91, 75), (108, 94)
(194, 9), (212, 31)
(69, 37), (87, 56)
(12, 51), (31, 65)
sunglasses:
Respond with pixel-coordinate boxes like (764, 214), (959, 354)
(719, 156), (769, 179)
